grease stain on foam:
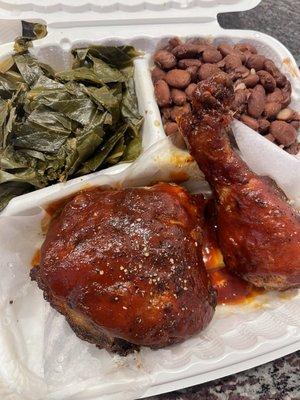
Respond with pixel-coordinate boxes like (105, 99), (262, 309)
(169, 171), (189, 183)
(134, 350), (143, 369)
(154, 151), (194, 167)
(216, 288), (299, 318)
(279, 288), (298, 300)
(283, 57), (300, 78)
(169, 152), (194, 166)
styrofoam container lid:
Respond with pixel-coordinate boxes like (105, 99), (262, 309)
(0, 0), (261, 25)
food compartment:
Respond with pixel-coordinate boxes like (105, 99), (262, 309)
(148, 33), (300, 154)
(0, 38), (168, 213)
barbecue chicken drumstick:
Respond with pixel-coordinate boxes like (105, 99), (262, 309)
(178, 74), (300, 290)
(31, 183), (216, 354)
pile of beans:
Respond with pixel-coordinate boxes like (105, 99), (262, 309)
(152, 37), (300, 154)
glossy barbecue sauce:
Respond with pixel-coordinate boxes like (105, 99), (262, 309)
(31, 249), (41, 268)
(32, 191), (263, 305)
(31, 192), (81, 269)
(202, 199), (263, 305)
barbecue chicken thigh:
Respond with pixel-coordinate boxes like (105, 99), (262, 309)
(179, 74), (300, 290)
(31, 183), (216, 354)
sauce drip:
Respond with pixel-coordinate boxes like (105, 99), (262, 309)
(31, 249), (41, 268)
(203, 229), (224, 271)
(45, 194), (75, 217)
(209, 268), (263, 305)
(202, 198), (224, 271)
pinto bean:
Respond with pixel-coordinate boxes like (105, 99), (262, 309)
(202, 48), (223, 63)
(154, 50), (177, 70)
(246, 54), (266, 71)
(269, 120), (297, 146)
(151, 66), (166, 82)
(178, 59), (202, 69)
(165, 69), (191, 89)
(154, 80), (171, 107)
(171, 88), (187, 106)
(247, 85), (265, 118)
(240, 114), (259, 131)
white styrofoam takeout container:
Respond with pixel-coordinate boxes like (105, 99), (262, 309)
(0, 1), (300, 399)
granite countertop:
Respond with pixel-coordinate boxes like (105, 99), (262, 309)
(147, 352), (300, 400)
(218, 0), (300, 63)
(147, 1), (300, 399)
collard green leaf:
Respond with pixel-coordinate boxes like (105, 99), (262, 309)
(13, 126), (69, 153)
(121, 135), (142, 162)
(121, 86), (143, 131)
(13, 110), (73, 154)
(14, 22), (47, 54)
(28, 108), (75, 133)
(77, 124), (127, 175)
(5, 70), (25, 83)
(105, 135), (125, 165)
(0, 100), (11, 148)
(19, 148), (46, 161)
(85, 85), (120, 125)
(0, 168), (45, 187)
(122, 77), (143, 130)
(21, 21), (47, 41)
(0, 57), (15, 74)
(122, 80), (140, 121)
(3, 106), (16, 148)
(68, 111), (106, 175)
(0, 181), (33, 211)
(0, 145), (31, 169)
(26, 84), (97, 126)
(13, 53), (44, 86)
(85, 46), (141, 68)
(91, 56), (126, 83)
(0, 72), (23, 99)
(64, 137), (79, 176)
(33, 74), (63, 89)
(120, 65), (134, 80)
(39, 62), (56, 79)
(55, 67), (104, 85)
(14, 38), (32, 54)
(73, 48), (89, 65)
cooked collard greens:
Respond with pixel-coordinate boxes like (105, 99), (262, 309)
(0, 25), (143, 211)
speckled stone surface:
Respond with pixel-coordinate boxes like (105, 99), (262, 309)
(147, 2), (300, 399)
(218, 0), (300, 63)
(147, 351), (300, 400)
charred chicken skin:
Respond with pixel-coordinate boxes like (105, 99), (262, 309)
(179, 74), (300, 290)
(31, 183), (216, 354)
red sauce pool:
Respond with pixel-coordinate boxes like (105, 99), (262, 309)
(209, 268), (263, 305)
